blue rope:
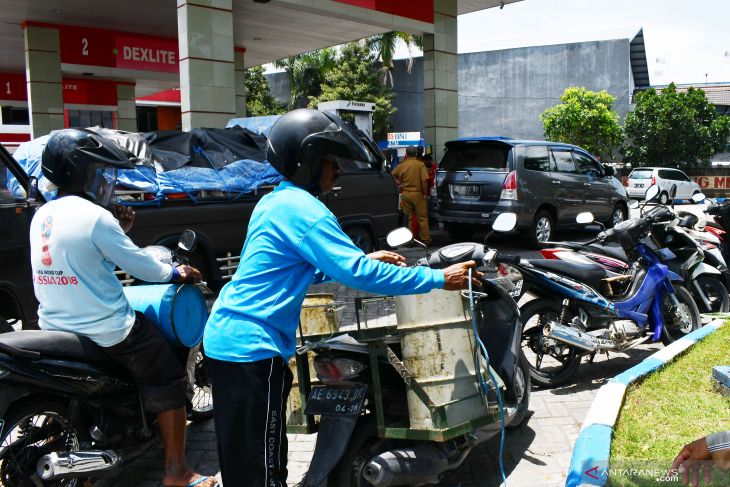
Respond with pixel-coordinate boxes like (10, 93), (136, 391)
(468, 268), (507, 486)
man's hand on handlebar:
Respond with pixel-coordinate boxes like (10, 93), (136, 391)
(442, 261), (483, 290)
(174, 264), (203, 283)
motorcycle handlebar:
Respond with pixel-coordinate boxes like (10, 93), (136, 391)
(494, 254), (521, 265)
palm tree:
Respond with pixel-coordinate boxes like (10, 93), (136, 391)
(273, 49), (337, 109)
(366, 31), (423, 87)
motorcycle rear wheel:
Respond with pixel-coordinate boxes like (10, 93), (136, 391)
(694, 276), (730, 313)
(327, 415), (402, 487)
(661, 285), (701, 345)
(520, 298), (582, 388)
(0, 400), (81, 487)
(506, 353), (531, 429)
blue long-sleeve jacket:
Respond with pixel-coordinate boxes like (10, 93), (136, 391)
(203, 181), (444, 362)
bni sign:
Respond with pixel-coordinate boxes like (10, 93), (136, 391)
(387, 132), (421, 148)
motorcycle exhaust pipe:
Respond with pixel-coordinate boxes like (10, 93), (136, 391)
(362, 444), (450, 486)
(37, 450), (120, 480)
(543, 323), (598, 352)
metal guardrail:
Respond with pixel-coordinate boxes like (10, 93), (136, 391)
(217, 253), (240, 280)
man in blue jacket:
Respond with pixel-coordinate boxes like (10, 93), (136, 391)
(204, 109), (481, 487)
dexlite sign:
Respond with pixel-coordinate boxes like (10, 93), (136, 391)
(115, 36), (178, 72)
(22, 23), (180, 74)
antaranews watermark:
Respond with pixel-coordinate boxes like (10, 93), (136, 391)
(582, 460), (730, 486)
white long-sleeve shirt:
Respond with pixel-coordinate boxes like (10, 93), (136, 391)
(29, 196), (173, 346)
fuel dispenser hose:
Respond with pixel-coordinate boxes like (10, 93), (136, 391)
(468, 268), (508, 486)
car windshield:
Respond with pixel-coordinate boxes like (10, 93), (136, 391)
(440, 143), (510, 171)
(630, 169), (653, 179)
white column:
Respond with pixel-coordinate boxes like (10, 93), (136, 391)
(177, 0), (236, 130)
(423, 0), (458, 162)
(116, 83), (137, 132)
(23, 24), (64, 138)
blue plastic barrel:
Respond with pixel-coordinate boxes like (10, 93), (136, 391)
(123, 284), (207, 347)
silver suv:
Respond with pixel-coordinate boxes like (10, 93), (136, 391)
(430, 138), (628, 246)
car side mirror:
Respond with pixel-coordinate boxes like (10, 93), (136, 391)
(603, 164), (616, 177)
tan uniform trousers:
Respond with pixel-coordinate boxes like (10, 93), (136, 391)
(400, 191), (431, 245)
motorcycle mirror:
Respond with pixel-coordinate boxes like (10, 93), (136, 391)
(691, 192), (706, 203)
(386, 227), (414, 247)
(628, 200), (639, 209)
(645, 185), (660, 202)
(178, 229), (197, 252)
(493, 212), (518, 232)
(576, 212), (595, 224)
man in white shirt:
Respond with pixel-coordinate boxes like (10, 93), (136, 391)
(30, 129), (215, 487)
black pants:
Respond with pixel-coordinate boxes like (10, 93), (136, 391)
(207, 355), (293, 487)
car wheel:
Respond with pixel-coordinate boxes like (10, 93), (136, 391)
(445, 223), (474, 242)
(606, 204), (627, 228)
(530, 211), (553, 247)
(658, 191), (669, 205)
(346, 227), (374, 253)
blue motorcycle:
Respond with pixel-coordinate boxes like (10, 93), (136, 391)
(496, 206), (701, 387)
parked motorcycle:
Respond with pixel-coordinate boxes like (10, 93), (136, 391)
(540, 189), (729, 314)
(299, 214), (530, 487)
(0, 231), (213, 486)
(497, 197), (702, 387)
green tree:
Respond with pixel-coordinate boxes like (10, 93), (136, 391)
(623, 83), (730, 170)
(309, 41), (396, 140)
(366, 31), (422, 87)
(540, 87), (623, 160)
(244, 66), (285, 116)
(273, 49), (337, 109)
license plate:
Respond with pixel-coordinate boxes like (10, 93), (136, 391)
(635, 183), (644, 188)
(304, 384), (367, 416)
(452, 184), (480, 197)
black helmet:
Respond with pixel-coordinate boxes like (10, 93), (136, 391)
(41, 129), (135, 206)
(266, 108), (370, 192)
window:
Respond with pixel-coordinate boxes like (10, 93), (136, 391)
(658, 169), (673, 180)
(440, 143), (511, 171)
(675, 170), (691, 182)
(630, 169), (653, 180)
(550, 150), (577, 173)
(523, 145), (550, 172)
(67, 109), (114, 129)
(1, 106), (29, 125)
(573, 152), (603, 179)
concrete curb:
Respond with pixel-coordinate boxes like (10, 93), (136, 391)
(565, 319), (726, 487)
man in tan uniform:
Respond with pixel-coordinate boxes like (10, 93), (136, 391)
(393, 145), (432, 245)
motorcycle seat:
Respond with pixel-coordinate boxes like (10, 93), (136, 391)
(0, 330), (109, 362)
(586, 244), (628, 262)
(529, 259), (608, 290)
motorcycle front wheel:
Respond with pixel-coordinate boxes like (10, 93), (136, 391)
(520, 298), (582, 388)
(0, 400), (81, 487)
(661, 285), (701, 345)
(187, 345), (214, 422)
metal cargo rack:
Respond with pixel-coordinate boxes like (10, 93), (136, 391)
(287, 296), (504, 441)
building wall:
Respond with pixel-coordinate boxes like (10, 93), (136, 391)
(458, 39), (632, 140)
(263, 38), (633, 145)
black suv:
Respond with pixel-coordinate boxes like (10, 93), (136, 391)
(430, 138), (628, 246)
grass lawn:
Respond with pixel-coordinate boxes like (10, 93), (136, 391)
(610, 323), (730, 486)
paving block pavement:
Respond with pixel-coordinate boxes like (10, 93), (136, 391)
(98, 234), (663, 486)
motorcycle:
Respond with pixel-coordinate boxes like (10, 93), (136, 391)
(497, 198), (702, 387)
(540, 188), (729, 314)
(0, 231), (213, 486)
(298, 214), (530, 487)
